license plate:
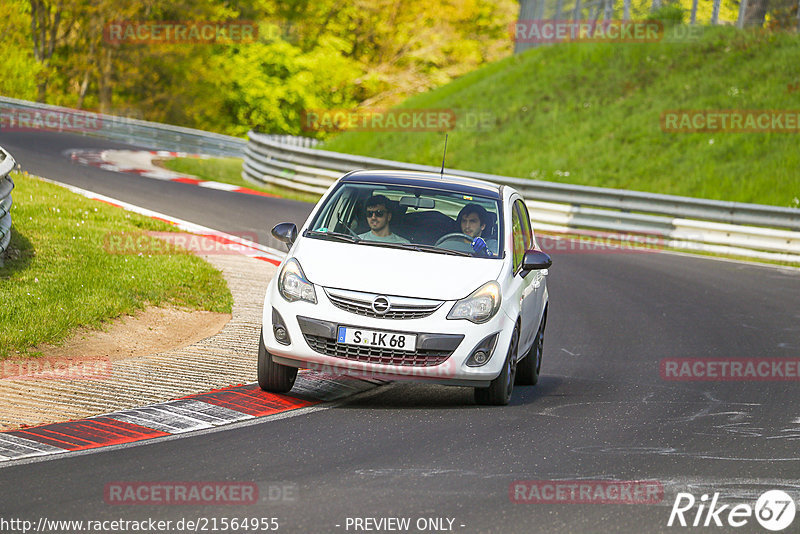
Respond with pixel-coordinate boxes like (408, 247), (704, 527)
(337, 327), (417, 352)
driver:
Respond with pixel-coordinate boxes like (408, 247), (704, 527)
(457, 203), (497, 257)
(358, 195), (409, 244)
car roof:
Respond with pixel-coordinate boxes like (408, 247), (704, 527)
(340, 170), (502, 199)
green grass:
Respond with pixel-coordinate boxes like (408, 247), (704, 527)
(161, 157), (321, 203)
(0, 172), (233, 358)
(323, 26), (800, 208)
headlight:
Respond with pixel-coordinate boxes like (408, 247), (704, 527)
(447, 281), (501, 323)
(278, 258), (317, 304)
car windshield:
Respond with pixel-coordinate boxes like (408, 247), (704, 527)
(307, 183), (503, 257)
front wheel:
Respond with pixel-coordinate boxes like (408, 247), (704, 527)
(516, 310), (546, 386)
(257, 327), (297, 393)
(475, 326), (518, 406)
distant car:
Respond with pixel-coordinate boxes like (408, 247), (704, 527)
(259, 170), (551, 405)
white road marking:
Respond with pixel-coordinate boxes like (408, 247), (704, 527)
(197, 181), (240, 191)
(159, 399), (254, 425)
(0, 434), (65, 460)
(104, 405), (218, 434)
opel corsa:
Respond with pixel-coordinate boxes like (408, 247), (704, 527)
(260, 170), (551, 405)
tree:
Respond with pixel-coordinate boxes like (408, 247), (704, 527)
(29, 0), (80, 101)
(0, 1), (42, 100)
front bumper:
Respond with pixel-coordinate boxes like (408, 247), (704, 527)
(263, 281), (515, 387)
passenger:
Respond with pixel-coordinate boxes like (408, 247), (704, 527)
(457, 203), (497, 257)
(358, 195), (409, 244)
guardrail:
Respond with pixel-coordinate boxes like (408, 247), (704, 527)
(0, 96), (246, 157)
(243, 131), (800, 264)
(0, 146), (15, 267)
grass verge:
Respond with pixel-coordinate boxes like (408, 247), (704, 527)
(323, 25), (800, 208)
(161, 156), (321, 204)
(0, 171), (233, 358)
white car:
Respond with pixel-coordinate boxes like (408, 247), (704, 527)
(259, 170), (551, 405)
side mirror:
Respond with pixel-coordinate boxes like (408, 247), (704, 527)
(520, 249), (552, 278)
(271, 222), (298, 250)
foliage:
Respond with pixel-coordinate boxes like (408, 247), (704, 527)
(0, 0), (41, 100)
(0, 0), (515, 136)
(652, 4), (686, 25)
(200, 34), (363, 136)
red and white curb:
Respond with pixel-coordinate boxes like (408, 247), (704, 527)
(0, 176), (387, 463)
(66, 148), (276, 197)
(0, 373), (381, 462)
(36, 174), (286, 266)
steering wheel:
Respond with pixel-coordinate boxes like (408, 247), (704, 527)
(335, 212), (359, 237)
(435, 233), (474, 247)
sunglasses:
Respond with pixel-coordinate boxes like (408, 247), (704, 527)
(366, 209), (386, 218)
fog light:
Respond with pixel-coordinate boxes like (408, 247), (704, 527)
(472, 350), (488, 365)
(274, 326), (288, 342)
(272, 308), (291, 346)
(465, 333), (499, 367)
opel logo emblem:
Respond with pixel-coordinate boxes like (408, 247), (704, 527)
(372, 296), (391, 315)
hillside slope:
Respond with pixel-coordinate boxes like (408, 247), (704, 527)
(323, 26), (800, 207)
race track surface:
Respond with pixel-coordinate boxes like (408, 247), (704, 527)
(1, 130), (798, 534)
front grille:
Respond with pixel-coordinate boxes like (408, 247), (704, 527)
(325, 289), (442, 320)
(304, 334), (453, 366)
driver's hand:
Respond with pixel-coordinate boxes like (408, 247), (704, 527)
(471, 237), (491, 256)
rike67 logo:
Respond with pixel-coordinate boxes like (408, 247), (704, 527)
(668, 490), (796, 531)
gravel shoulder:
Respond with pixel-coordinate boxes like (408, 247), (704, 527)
(0, 253), (275, 430)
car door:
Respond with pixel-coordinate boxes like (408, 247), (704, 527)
(513, 198), (543, 355)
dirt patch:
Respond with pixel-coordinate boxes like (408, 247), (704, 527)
(31, 307), (231, 361)
(0, 307), (231, 431)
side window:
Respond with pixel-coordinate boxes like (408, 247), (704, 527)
(511, 202), (525, 272)
(515, 199), (533, 251)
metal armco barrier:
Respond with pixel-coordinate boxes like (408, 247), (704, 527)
(0, 96), (246, 157)
(243, 131), (800, 264)
(0, 146), (15, 266)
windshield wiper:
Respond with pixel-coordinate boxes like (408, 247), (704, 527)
(304, 230), (360, 243)
(408, 243), (472, 257)
(364, 241), (472, 257)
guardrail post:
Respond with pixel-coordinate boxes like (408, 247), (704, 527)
(0, 146), (16, 268)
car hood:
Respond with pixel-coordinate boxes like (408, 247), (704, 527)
(293, 238), (504, 301)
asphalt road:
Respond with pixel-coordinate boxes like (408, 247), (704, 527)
(1, 130), (799, 534)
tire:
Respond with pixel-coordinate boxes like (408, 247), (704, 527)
(516, 309), (547, 386)
(475, 326), (519, 406)
(257, 327), (298, 393)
